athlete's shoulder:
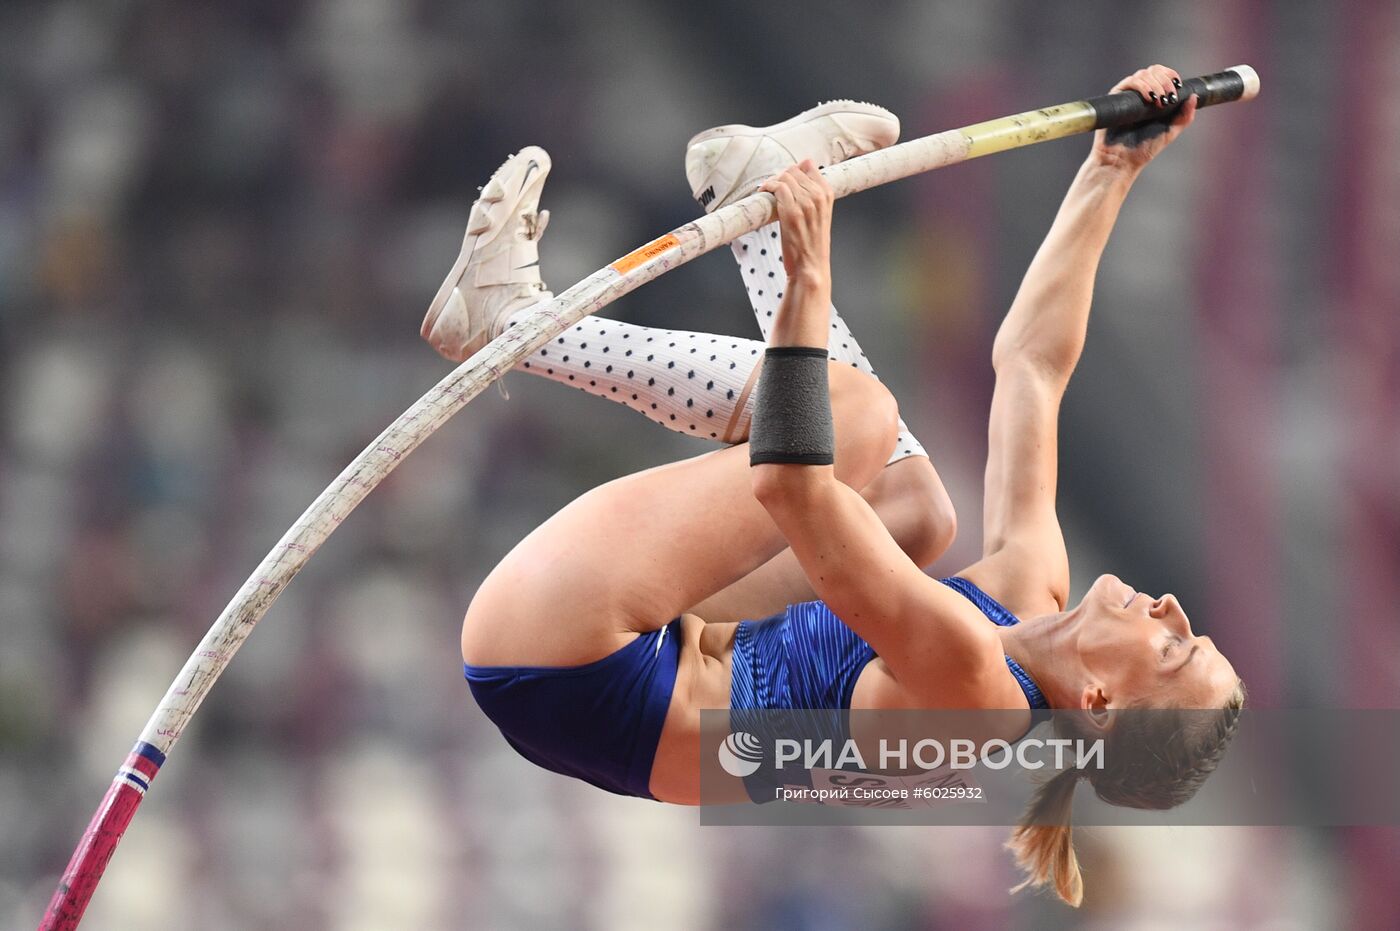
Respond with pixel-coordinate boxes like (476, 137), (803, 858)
(955, 545), (1069, 620)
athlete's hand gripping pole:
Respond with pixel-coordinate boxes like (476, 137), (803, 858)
(40, 65), (1258, 930)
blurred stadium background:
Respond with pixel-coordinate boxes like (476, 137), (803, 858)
(2, 0), (1397, 928)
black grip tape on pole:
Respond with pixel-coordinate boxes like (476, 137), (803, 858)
(1087, 69), (1250, 130)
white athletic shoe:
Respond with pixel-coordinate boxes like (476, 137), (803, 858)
(422, 146), (554, 362)
(684, 100), (900, 214)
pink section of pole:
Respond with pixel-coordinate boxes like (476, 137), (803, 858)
(40, 781), (145, 930)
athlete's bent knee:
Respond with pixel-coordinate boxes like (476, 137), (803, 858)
(828, 364), (899, 471)
(877, 457), (958, 566)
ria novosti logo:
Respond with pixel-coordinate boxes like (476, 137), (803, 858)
(716, 731), (1106, 778)
(717, 732), (763, 777)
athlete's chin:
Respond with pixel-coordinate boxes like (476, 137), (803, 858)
(1085, 573), (1133, 610)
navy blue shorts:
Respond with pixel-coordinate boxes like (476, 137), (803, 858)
(464, 619), (682, 799)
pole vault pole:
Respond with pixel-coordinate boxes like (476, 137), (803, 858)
(39, 65), (1258, 930)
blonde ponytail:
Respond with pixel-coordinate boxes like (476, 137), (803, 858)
(1005, 768), (1084, 907)
(1005, 681), (1247, 907)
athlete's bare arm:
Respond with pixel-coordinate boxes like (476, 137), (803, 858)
(963, 65), (1197, 618)
(752, 162), (1023, 708)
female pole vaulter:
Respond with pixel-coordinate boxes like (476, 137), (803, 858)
(424, 65), (1244, 906)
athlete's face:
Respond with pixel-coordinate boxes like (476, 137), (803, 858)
(1070, 574), (1238, 711)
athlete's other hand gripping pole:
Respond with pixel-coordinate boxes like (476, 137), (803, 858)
(39, 65), (1259, 930)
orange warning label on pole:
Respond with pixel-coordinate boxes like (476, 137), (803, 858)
(609, 233), (681, 275)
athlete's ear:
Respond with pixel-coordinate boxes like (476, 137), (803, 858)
(1079, 685), (1113, 731)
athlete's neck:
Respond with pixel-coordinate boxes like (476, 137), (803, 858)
(997, 609), (1085, 711)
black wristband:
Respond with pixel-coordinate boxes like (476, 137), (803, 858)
(749, 346), (835, 466)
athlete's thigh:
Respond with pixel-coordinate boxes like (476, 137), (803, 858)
(687, 455), (957, 623)
(463, 444), (785, 666)
(463, 363), (895, 666)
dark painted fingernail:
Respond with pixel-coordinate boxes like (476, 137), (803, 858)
(1172, 77), (1182, 88)
(1149, 91), (1158, 102)
(1167, 92), (1177, 104)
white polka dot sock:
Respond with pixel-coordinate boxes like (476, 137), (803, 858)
(732, 223), (928, 463)
(513, 313), (764, 442)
